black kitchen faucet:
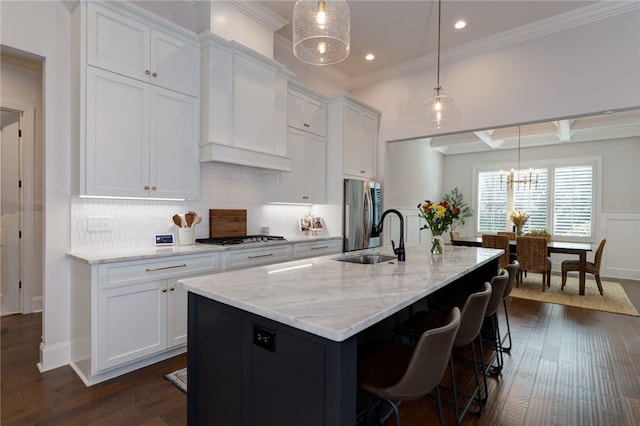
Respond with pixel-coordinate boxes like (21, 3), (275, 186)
(375, 209), (406, 262)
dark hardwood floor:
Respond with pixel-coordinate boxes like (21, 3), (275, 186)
(2, 276), (640, 425)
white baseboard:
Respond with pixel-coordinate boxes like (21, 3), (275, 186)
(38, 340), (70, 372)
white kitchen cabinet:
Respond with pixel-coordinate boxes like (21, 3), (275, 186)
(87, 1), (199, 97)
(287, 86), (327, 137)
(84, 67), (199, 199)
(328, 95), (381, 180)
(292, 239), (342, 259)
(265, 127), (326, 204)
(223, 245), (290, 271)
(199, 32), (293, 171)
(73, 1), (200, 200)
(70, 252), (219, 385)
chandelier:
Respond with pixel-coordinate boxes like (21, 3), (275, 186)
(424, 0), (452, 129)
(292, 0), (351, 66)
(501, 126), (538, 189)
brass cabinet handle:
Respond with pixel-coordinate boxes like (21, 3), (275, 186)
(360, 170), (366, 174)
(248, 253), (273, 259)
(302, 195), (309, 200)
(169, 286), (175, 292)
(144, 185), (150, 190)
(161, 288), (168, 293)
(151, 186), (157, 190)
(145, 69), (151, 75)
(146, 264), (187, 272)
(310, 245), (329, 250)
(303, 123), (310, 127)
(152, 72), (157, 77)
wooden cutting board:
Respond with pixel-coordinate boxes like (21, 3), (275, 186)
(209, 209), (247, 238)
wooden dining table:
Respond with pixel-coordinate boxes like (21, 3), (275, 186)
(452, 236), (593, 295)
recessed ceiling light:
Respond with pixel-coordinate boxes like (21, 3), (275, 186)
(454, 20), (466, 29)
(365, 53), (375, 61)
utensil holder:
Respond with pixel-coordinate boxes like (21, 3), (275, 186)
(178, 228), (194, 246)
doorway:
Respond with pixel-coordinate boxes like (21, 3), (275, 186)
(1, 50), (43, 316)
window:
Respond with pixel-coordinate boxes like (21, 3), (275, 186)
(553, 166), (593, 236)
(476, 163), (594, 238)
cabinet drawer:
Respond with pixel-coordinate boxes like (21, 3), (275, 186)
(224, 246), (290, 270)
(293, 240), (341, 259)
(98, 253), (219, 289)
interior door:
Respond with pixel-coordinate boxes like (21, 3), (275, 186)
(1, 111), (21, 314)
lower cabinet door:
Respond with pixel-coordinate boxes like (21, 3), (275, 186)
(96, 280), (167, 372)
(166, 278), (188, 348)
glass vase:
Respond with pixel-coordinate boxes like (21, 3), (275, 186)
(516, 224), (524, 237)
(430, 232), (444, 254)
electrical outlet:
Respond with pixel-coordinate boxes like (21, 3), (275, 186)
(87, 216), (112, 232)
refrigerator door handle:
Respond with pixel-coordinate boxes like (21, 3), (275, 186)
(363, 186), (373, 243)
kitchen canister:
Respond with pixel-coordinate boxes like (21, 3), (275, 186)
(178, 228), (194, 246)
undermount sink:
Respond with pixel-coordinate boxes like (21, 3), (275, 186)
(335, 253), (397, 264)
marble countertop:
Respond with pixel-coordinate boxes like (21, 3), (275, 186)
(179, 244), (502, 342)
(67, 236), (342, 264)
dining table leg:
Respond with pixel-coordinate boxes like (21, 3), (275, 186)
(578, 251), (587, 295)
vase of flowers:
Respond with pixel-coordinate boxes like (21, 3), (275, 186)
(509, 210), (530, 236)
(418, 200), (460, 254)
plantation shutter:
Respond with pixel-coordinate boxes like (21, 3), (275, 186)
(513, 168), (548, 232)
(553, 165), (593, 236)
(477, 171), (506, 232)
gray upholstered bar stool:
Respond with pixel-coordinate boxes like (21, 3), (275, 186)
(393, 282), (493, 424)
(501, 261), (519, 353)
(483, 270), (510, 382)
(357, 307), (461, 426)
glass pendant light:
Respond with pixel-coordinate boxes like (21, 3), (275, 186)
(293, 0), (351, 65)
(425, 0), (453, 129)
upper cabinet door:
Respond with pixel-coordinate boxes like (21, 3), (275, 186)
(150, 29), (200, 97)
(87, 3), (151, 83)
(87, 2), (199, 97)
(150, 87), (200, 200)
(287, 89), (327, 137)
(85, 67), (150, 198)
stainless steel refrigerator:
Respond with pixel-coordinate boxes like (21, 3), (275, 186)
(343, 178), (382, 252)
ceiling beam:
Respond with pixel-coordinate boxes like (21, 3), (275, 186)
(554, 119), (574, 142)
(473, 130), (500, 149)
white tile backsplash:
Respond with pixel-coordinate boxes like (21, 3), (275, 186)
(71, 162), (339, 252)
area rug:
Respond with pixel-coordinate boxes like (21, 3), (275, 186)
(164, 367), (187, 393)
(510, 274), (639, 317)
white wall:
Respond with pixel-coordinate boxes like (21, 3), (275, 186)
(1, 0), (72, 370)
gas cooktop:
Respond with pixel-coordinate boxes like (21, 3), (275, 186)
(195, 235), (286, 246)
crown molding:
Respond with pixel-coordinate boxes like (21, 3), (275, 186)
(220, 0), (288, 32)
(349, 1), (640, 90)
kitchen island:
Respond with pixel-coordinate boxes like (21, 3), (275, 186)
(179, 244), (502, 425)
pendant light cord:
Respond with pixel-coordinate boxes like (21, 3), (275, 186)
(436, 0), (442, 91)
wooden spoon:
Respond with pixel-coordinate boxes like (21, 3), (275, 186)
(172, 214), (182, 227)
(185, 212), (196, 228)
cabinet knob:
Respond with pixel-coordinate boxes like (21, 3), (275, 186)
(145, 70), (151, 75)
(161, 288), (168, 293)
(151, 186), (157, 191)
(303, 123), (310, 127)
(144, 185), (150, 190)
(169, 286), (175, 292)
(360, 170), (366, 174)
(302, 195), (309, 200)
(152, 72), (158, 78)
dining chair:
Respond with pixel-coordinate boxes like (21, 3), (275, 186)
(524, 232), (552, 242)
(482, 234), (510, 269)
(358, 308), (461, 426)
(497, 231), (516, 240)
(561, 238), (606, 295)
(516, 236), (551, 291)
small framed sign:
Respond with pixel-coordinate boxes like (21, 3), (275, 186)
(155, 234), (175, 246)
